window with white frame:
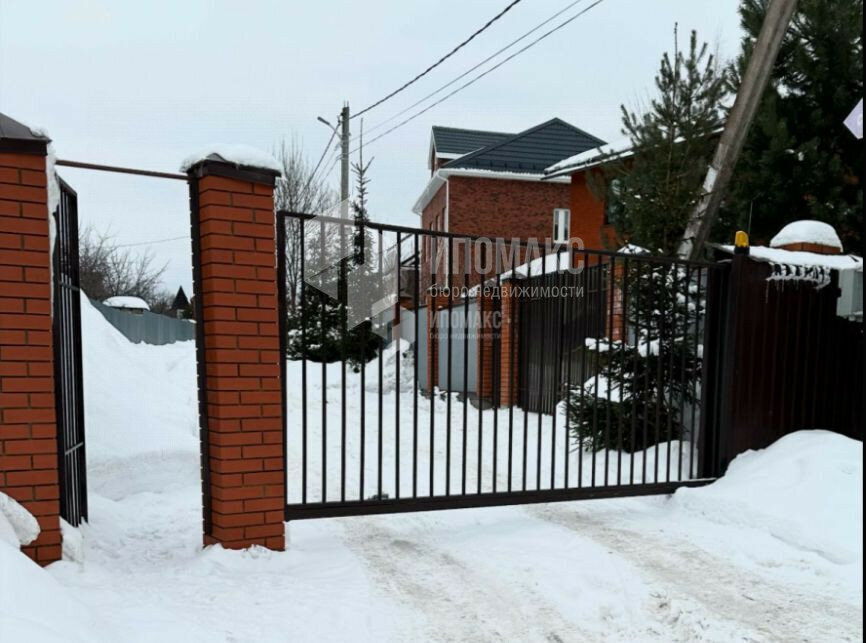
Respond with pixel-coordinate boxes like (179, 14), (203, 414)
(553, 208), (570, 242)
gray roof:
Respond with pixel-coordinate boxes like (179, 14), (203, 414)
(443, 118), (605, 175)
(431, 126), (514, 157)
(0, 112), (50, 153)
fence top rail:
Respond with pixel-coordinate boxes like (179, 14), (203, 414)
(278, 210), (726, 270)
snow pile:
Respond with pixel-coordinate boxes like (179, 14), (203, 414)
(674, 430), (863, 565)
(0, 501), (104, 641)
(180, 144), (281, 173)
(80, 293), (198, 484)
(770, 220), (843, 251)
(102, 295), (150, 311)
(0, 492), (40, 546)
(364, 339), (415, 394)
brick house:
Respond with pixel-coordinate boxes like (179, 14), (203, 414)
(541, 136), (635, 252)
(412, 118), (605, 289)
(410, 118), (608, 398)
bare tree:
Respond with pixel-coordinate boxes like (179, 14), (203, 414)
(78, 225), (168, 305)
(273, 138), (338, 311)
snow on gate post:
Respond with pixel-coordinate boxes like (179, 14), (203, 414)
(184, 147), (286, 551)
(0, 113), (62, 564)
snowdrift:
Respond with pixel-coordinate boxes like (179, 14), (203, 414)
(0, 495), (104, 642)
(674, 430), (863, 565)
(80, 293), (198, 480)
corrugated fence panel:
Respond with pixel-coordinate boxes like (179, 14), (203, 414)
(90, 298), (196, 345)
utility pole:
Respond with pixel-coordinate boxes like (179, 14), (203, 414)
(678, 0), (798, 260)
(340, 102), (350, 220)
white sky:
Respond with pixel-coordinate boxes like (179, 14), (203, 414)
(0, 0), (743, 294)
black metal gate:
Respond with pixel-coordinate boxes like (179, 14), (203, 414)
(279, 211), (724, 521)
(53, 176), (88, 525)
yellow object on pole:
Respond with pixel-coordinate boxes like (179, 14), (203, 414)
(734, 230), (750, 255)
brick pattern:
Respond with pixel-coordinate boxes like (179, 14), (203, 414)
(498, 281), (520, 407)
(0, 151), (62, 565)
(191, 170), (285, 551)
(775, 241), (841, 255)
(568, 170), (616, 252)
(475, 292), (497, 402)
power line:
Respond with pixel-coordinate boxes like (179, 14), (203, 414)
(115, 235), (187, 248)
(352, 0), (524, 120)
(352, 0), (607, 153)
(302, 118), (340, 198)
(354, 0), (589, 143)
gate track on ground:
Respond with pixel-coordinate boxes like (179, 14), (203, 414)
(340, 517), (592, 642)
(528, 504), (863, 642)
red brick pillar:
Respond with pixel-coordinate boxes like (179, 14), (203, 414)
(0, 116), (62, 564)
(498, 280), (520, 407)
(425, 293), (440, 393)
(186, 153), (285, 551)
(476, 291), (496, 403)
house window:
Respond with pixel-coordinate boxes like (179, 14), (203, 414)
(553, 208), (570, 242)
(605, 178), (625, 226)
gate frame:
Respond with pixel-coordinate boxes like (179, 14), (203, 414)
(279, 211), (724, 523)
(52, 175), (88, 526)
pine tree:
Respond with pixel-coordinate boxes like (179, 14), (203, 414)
(720, 0), (863, 252)
(600, 29), (729, 256)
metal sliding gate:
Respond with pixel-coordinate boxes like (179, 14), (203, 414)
(279, 211), (726, 521)
(52, 177), (88, 525)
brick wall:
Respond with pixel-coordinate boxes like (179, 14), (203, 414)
(568, 170), (616, 252)
(498, 281), (520, 407)
(0, 146), (62, 565)
(187, 161), (285, 551)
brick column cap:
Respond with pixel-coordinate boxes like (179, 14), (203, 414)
(182, 145), (281, 186)
(0, 112), (50, 155)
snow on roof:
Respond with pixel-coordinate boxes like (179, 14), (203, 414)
(544, 136), (633, 178)
(467, 251), (572, 296)
(180, 144), (281, 174)
(770, 220), (843, 251)
(103, 296), (150, 311)
(544, 127), (725, 179)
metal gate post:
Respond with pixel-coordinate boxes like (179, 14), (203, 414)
(185, 151), (285, 551)
(0, 113), (63, 564)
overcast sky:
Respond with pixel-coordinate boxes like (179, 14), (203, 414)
(1, 0), (743, 294)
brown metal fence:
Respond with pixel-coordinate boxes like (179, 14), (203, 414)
(711, 254), (863, 471)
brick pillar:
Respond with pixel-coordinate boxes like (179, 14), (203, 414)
(476, 291), (496, 403)
(0, 116), (62, 565)
(186, 154), (285, 551)
(610, 261), (625, 342)
(498, 280), (520, 407)
(425, 292), (440, 393)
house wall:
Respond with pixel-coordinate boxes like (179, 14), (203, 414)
(568, 169), (615, 252)
(447, 175), (570, 241)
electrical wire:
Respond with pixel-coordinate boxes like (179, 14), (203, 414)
(302, 118), (340, 197)
(352, 0), (607, 153)
(351, 0), (524, 120)
(354, 0), (589, 143)
(114, 235), (187, 248)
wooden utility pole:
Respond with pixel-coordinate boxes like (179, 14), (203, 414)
(678, 0), (799, 260)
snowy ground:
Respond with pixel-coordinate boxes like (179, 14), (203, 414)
(1, 296), (862, 642)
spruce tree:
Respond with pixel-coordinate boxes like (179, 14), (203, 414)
(720, 0), (863, 252)
(600, 29), (728, 256)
